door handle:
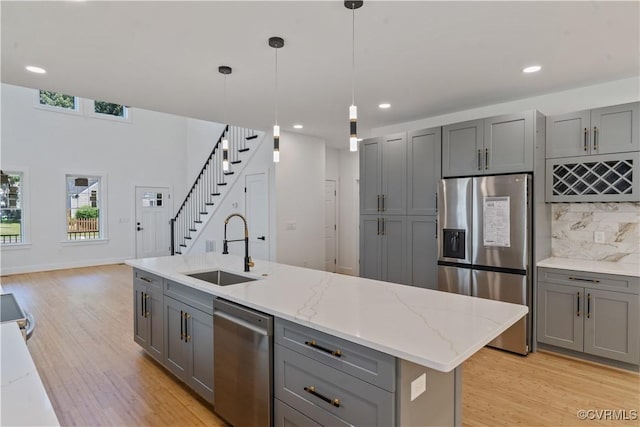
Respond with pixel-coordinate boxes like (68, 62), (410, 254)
(137, 226), (144, 231)
(257, 236), (266, 241)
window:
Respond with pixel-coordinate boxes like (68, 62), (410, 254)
(66, 174), (104, 240)
(1, 171), (23, 244)
(39, 90), (79, 111)
(93, 100), (129, 119)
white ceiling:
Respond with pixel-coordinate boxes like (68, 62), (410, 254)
(2, 1), (638, 148)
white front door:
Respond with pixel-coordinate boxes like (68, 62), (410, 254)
(325, 180), (337, 272)
(245, 172), (269, 261)
(135, 186), (170, 258)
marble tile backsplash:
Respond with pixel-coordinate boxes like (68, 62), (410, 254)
(551, 202), (640, 265)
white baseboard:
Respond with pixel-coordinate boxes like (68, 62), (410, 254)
(0, 257), (129, 276)
(337, 266), (354, 276)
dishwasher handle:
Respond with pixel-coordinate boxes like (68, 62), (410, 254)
(214, 309), (270, 336)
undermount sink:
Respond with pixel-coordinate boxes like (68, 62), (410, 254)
(186, 269), (257, 286)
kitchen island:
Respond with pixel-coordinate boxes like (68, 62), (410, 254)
(126, 253), (527, 426)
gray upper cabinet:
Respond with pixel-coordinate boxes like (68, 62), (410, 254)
(484, 112), (534, 174)
(547, 102), (639, 159)
(360, 134), (407, 216)
(407, 127), (441, 215)
(442, 119), (484, 177)
(442, 111), (536, 177)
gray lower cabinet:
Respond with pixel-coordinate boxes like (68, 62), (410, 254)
(275, 318), (395, 427)
(274, 399), (321, 427)
(407, 216), (438, 290)
(442, 111), (538, 177)
(133, 270), (164, 363)
(360, 215), (407, 284)
(546, 102), (639, 159)
(537, 268), (640, 365)
(163, 287), (214, 403)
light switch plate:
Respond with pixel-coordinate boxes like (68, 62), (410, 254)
(410, 373), (427, 401)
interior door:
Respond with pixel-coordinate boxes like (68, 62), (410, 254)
(325, 180), (337, 272)
(245, 172), (269, 261)
(135, 186), (170, 258)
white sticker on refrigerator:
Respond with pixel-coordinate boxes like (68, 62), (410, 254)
(483, 196), (510, 247)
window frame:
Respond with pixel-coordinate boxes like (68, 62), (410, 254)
(86, 100), (132, 123)
(33, 89), (82, 116)
(62, 171), (108, 244)
(0, 167), (30, 248)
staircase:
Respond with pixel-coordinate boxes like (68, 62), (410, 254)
(170, 125), (264, 255)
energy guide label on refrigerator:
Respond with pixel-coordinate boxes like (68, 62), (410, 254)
(483, 196), (510, 247)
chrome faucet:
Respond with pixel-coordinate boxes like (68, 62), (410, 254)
(222, 213), (254, 272)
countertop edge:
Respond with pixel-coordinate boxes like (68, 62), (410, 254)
(537, 257), (640, 278)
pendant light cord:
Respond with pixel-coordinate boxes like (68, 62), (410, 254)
(274, 48), (279, 126)
(223, 74), (227, 125)
(351, 5), (356, 106)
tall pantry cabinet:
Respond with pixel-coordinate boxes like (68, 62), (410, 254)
(359, 127), (440, 289)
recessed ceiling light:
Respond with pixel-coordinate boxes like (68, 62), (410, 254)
(25, 65), (46, 74)
(378, 103), (391, 109)
(293, 124), (303, 129)
(522, 65), (542, 74)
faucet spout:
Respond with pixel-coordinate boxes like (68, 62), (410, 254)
(222, 213), (254, 272)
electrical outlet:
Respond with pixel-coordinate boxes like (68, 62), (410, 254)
(594, 231), (605, 244)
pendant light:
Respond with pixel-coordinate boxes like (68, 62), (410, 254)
(219, 66), (232, 172)
(269, 36), (285, 163)
(346, 1), (363, 152)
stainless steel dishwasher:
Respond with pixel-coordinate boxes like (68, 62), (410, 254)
(213, 298), (273, 427)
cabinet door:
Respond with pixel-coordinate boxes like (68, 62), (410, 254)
(147, 286), (164, 362)
(360, 138), (382, 215)
(584, 289), (640, 364)
(442, 119), (484, 177)
(484, 112), (534, 173)
(133, 282), (148, 347)
(164, 297), (188, 381)
(381, 133), (407, 215)
(407, 128), (441, 216)
(274, 399), (322, 427)
(591, 102), (640, 155)
(359, 215), (382, 280)
(536, 283), (583, 352)
(406, 216), (437, 290)
(187, 308), (214, 403)
(546, 110), (591, 158)
(381, 216), (407, 285)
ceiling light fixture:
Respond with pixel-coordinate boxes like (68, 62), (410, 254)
(378, 103), (391, 109)
(346, 1), (363, 152)
(269, 36), (285, 163)
(522, 65), (542, 74)
(293, 124), (303, 129)
(219, 65), (232, 172)
(25, 65), (46, 74)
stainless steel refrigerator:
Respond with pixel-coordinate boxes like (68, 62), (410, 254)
(437, 173), (531, 355)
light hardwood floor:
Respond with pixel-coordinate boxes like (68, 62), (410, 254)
(1, 264), (638, 426)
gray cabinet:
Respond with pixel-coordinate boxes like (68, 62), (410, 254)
(537, 268), (640, 365)
(274, 318), (396, 427)
(133, 270), (164, 363)
(407, 216), (438, 290)
(360, 215), (407, 284)
(442, 111), (536, 177)
(274, 399), (321, 427)
(547, 102), (639, 159)
(407, 127), (441, 216)
(163, 283), (214, 403)
(359, 133), (407, 215)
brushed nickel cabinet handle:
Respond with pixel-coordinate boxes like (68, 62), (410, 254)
(593, 126), (598, 151)
(381, 194), (385, 212)
(584, 128), (588, 151)
(576, 292), (581, 317)
(185, 313), (191, 342)
(377, 195), (381, 212)
(477, 149), (482, 170)
(304, 340), (342, 358)
(304, 386), (341, 408)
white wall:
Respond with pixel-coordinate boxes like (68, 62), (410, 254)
(275, 132), (326, 269)
(337, 149), (359, 276)
(0, 83), (212, 274)
(185, 119), (226, 186)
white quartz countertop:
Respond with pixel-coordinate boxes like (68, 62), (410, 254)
(537, 257), (640, 277)
(0, 322), (60, 427)
(126, 253), (527, 372)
